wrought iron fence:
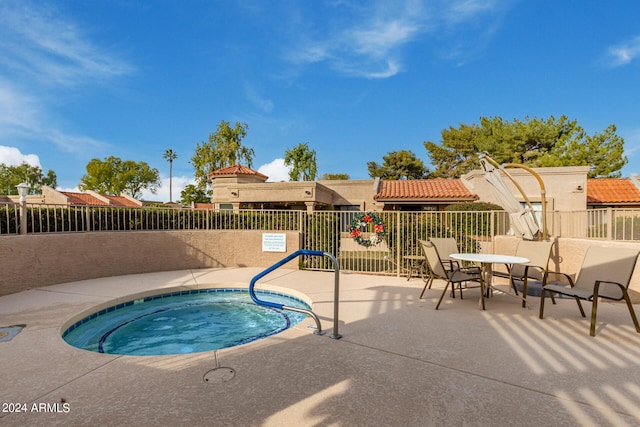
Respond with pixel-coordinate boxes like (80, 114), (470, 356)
(3, 203), (640, 275)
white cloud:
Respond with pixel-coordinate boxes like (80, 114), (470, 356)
(0, 80), (39, 131)
(0, 145), (41, 167)
(0, 1), (132, 86)
(0, 1), (130, 155)
(350, 19), (420, 58)
(606, 36), (640, 67)
(285, 0), (505, 78)
(244, 84), (275, 113)
(258, 158), (291, 182)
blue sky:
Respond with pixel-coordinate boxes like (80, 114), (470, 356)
(1, 0), (639, 202)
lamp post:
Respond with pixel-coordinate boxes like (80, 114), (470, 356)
(16, 182), (30, 235)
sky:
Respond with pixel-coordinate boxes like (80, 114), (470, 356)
(1, 0), (639, 202)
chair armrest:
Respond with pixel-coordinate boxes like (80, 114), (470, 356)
(457, 266), (481, 275)
(543, 271), (575, 287)
(593, 280), (625, 301)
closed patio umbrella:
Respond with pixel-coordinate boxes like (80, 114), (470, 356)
(480, 157), (540, 240)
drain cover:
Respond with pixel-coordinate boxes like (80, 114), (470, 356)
(203, 367), (236, 384)
(0, 324), (25, 343)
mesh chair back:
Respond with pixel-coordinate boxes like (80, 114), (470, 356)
(429, 237), (459, 261)
(511, 240), (554, 279)
(575, 246), (640, 299)
(419, 240), (448, 279)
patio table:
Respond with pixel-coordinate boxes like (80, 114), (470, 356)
(450, 253), (529, 310)
(404, 255), (426, 281)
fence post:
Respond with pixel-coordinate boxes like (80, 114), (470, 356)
(396, 211), (401, 277)
(607, 207), (613, 240)
(85, 207), (91, 232)
(19, 202), (27, 235)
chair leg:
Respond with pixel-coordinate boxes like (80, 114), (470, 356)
(622, 290), (640, 333)
(420, 275), (434, 299)
(419, 280), (429, 299)
(590, 297), (598, 337)
(435, 282), (451, 310)
(575, 298), (586, 317)
(539, 289), (546, 319)
(521, 277), (527, 308)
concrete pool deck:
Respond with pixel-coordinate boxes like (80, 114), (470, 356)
(2, 267), (640, 426)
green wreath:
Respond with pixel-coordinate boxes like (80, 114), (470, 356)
(348, 212), (386, 247)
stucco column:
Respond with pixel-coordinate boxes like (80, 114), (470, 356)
(305, 202), (315, 213)
(232, 202), (241, 213)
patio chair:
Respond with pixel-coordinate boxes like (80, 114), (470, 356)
(539, 246), (640, 337)
(493, 240), (554, 307)
(428, 237), (461, 272)
(418, 240), (481, 308)
(420, 237), (463, 292)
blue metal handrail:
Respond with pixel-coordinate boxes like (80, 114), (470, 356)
(249, 249), (341, 339)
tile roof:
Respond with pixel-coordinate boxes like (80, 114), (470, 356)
(587, 178), (640, 204)
(193, 203), (213, 209)
(103, 195), (140, 207)
(61, 192), (108, 206)
(374, 179), (478, 201)
(60, 192), (140, 207)
(208, 164), (268, 179)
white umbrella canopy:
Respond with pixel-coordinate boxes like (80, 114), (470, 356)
(480, 157), (540, 240)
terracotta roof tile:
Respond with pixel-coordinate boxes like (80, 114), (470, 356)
(208, 164), (268, 179)
(587, 178), (640, 204)
(374, 179), (477, 200)
(103, 195), (139, 207)
(60, 192), (140, 207)
(194, 203), (213, 209)
(61, 192), (108, 206)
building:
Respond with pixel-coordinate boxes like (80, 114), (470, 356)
(208, 164), (627, 213)
(1, 186), (143, 207)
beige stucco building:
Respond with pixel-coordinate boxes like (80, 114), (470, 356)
(208, 164), (597, 213)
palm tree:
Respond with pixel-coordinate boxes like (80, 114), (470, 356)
(162, 149), (178, 202)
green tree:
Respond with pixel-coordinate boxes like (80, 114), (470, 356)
(79, 156), (160, 199)
(191, 121), (254, 189)
(163, 149), (178, 202)
(0, 162), (57, 194)
(537, 124), (627, 177)
(425, 115), (626, 178)
(179, 184), (210, 205)
(367, 150), (428, 179)
(284, 142), (317, 181)
(320, 173), (350, 180)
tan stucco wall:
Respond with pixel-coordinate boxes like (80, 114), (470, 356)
(461, 166), (589, 212)
(493, 236), (640, 293)
(211, 177), (381, 211)
(318, 179), (382, 210)
(0, 231), (301, 297)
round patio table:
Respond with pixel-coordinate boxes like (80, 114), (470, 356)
(450, 253), (530, 310)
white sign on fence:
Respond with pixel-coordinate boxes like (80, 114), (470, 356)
(262, 233), (287, 252)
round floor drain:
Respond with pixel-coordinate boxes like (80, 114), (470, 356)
(203, 367), (236, 384)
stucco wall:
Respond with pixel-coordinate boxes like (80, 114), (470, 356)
(461, 166), (589, 213)
(493, 236), (640, 293)
(0, 230), (301, 297)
